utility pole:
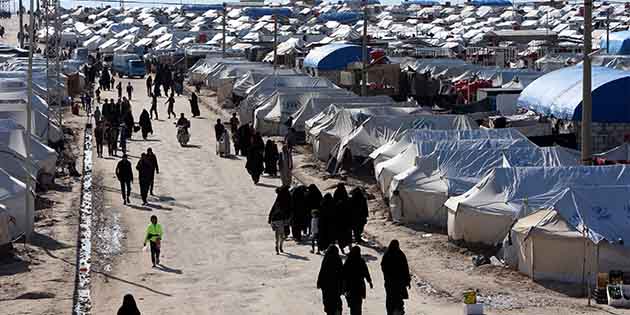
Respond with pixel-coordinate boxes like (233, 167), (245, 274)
(581, 0), (593, 163)
(361, 0), (368, 97)
(25, 0), (35, 240)
(273, 14), (278, 70)
(606, 8), (610, 54)
(18, 0), (23, 48)
(222, 2), (226, 58)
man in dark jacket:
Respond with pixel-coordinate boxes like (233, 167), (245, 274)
(214, 119), (225, 142)
(146, 75), (153, 97)
(146, 148), (159, 196)
(136, 153), (153, 205)
(116, 82), (123, 99)
(94, 122), (104, 158)
(126, 82), (134, 100)
(115, 154), (133, 204)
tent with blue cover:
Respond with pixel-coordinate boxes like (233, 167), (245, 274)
(600, 31), (630, 55)
(303, 44), (363, 71)
(518, 66), (630, 122)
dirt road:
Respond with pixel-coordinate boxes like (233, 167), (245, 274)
(90, 78), (470, 314)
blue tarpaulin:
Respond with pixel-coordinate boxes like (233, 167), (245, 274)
(303, 44), (363, 71)
(518, 65), (630, 123)
(402, 0), (440, 6)
(181, 4), (224, 13)
(470, 0), (512, 6)
(242, 7), (293, 19)
(319, 12), (362, 24)
(600, 31), (630, 55)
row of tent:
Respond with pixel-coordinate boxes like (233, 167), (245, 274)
(0, 58), (64, 247)
(371, 128), (630, 284)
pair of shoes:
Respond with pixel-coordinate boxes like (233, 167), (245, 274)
(279, 247), (284, 253)
(127, 198), (131, 204)
(123, 199), (127, 205)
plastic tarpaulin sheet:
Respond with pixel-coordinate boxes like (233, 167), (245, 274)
(0, 119), (50, 180)
(594, 143), (630, 161)
(232, 70), (299, 98)
(375, 139), (535, 194)
(518, 66), (630, 122)
(303, 44), (363, 71)
(292, 97), (399, 132)
(253, 89), (351, 136)
(0, 168), (32, 244)
(391, 147), (581, 227)
(369, 128), (529, 165)
(445, 165), (630, 246)
(331, 114), (478, 171)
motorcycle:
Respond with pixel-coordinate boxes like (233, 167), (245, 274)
(176, 126), (190, 146)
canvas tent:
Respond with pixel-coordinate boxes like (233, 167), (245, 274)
(253, 89), (352, 136)
(509, 184), (630, 284)
(0, 119), (55, 182)
(375, 139), (535, 195)
(389, 147), (581, 227)
(291, 95), (394, 132)
(445, 165), (630, 247)
(330, 114), (478, 173)
(369, 128), (527, 166)
(0, 168), (33, 243)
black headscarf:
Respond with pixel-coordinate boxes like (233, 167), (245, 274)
(117, 294), (141, 315)
(317, 245), (343, 291)
(381, 240), (411, 288)
(306, 184), (322, 210)
(333, 183), (348, 203)
(349, 187), (369, 226)
(269, 186), (291, 223)
(342, 246), (372, 299)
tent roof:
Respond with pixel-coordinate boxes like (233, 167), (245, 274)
(304, 44), (363, 71)
(600, 30), (630, 55)
(518, 66), (630, 122)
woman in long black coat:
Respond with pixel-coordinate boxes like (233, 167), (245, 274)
(333, 183), (352, 254)
(117, 293), (141, 315)
(342, 246), (373, 315)
(381, 239), (411, 315)
(190, 92), (201, 117)
(139, 109), (153, 140)
(123, 110), (134, 139)
(304, 184), (322, 235)
(263, 140), (279, 176)
(349, 187), (369, 243)
(318, 193), (335, 251)
(289, 185), (308, 242)
(317, 245), (344, 315)
(246, 148), (264, 184)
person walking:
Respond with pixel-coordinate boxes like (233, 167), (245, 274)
(126, 82), (134, 100)
(116, 81), (122, 99)
(245, 135), (264, 184)
(290, 185), (308, 242)
(310, 209), (321, 254)
(165, 94), (176, 119)
(214, 119), (225, 143)
(189, 92), (200, 117)
(149, 94), (158, 120)
(146, 148), (159, 196)
(263, 140), (278, 177)
(268, 186), (291, 254)
(333, 183), (352, 254)
(115, 154), (133, 204)
(109, 124), (119, 156)
(136, 153), (153, 205)
(317, 245), (344, 315)
(117, 294), (141, 315)
(139, 109), (153, 140)
(278, 143), (292, 187)
(349, 187), (369, 243)
(381, 240), (411, 315)
(119, 124), (128, 155)
(284, 127), (296, 169)
(342, 246), (373, 315)
(94, 122), (104, 158)
(93, 105), (102, 124)
(146, 75), (153, 97)
(229, 113), (239, 134)
(143, 215), (163, 267)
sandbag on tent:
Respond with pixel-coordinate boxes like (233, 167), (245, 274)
(390, 147), (582, 228)
(253, 89), (352, 136)
(291, 95), (395, 132)
(0, 168), (34, 243)
(369, 128), (528, 166)
(446, 164), (630, 247)
(375, 139), (535, 195)
(509, 184), (630, 284)
(311, 107), (424, 162)
(330, 114), (478, 172)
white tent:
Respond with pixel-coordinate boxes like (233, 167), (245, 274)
(375, 139), (535, 195)
(99, 38), (120, 53)
(83, 35), (105, 51)
(369, 128), (528, 166)
(0, 91), (63, 144)
(510, 185), (630, 284)
(0, 119), (54, 182)
(291, 95), (394, 132)
(253, 89), (352, 136)
(446, 164), (630, 247)
(390, 147), (581, 227)
(0, 168), (33, 244)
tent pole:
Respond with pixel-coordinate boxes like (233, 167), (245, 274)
(361, 0), (368, 97)
(222, 2), (226, 58)
(25, 0), (35, 241)
(273, 14), (277, 70)
(581, 0), (593, 163)
(582, 228), (588, 298)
